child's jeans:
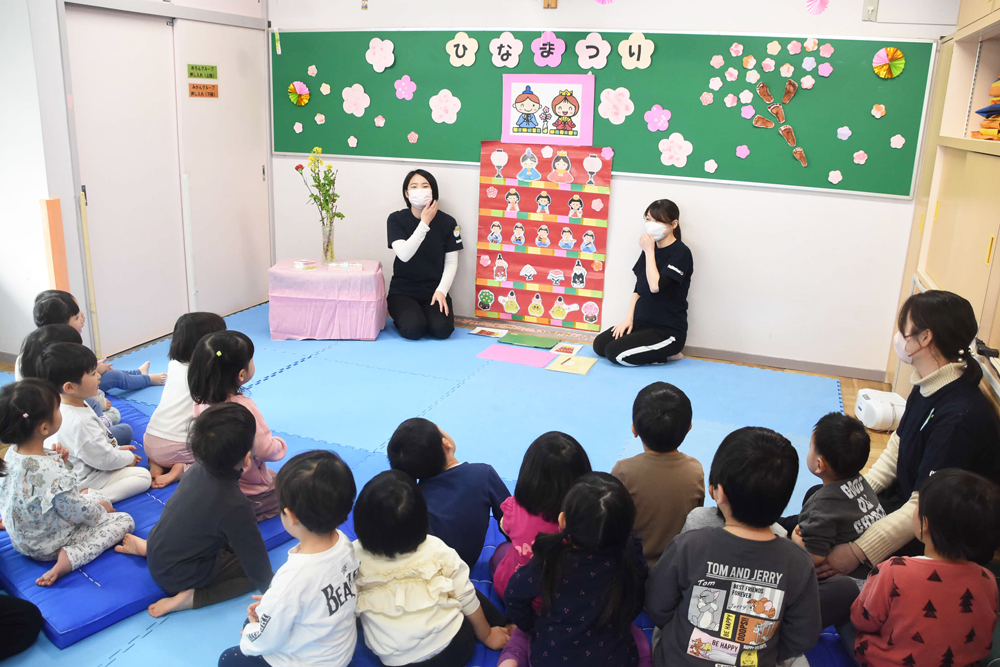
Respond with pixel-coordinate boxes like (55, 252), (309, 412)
(99, 368), (150, 393)
(499, 625), (652, 667)
(86, 397), (133, 446)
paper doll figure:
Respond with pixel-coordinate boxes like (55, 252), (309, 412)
(547, 269), (564, 285)
(512, 86), (542, 133)
(547, 151), (574, 183)
(535, 224), (550, 247)
(580, 230), (597, 254)
(516, 148), (542, 182)
(549, 295), (579, 320)
(505, 189), (520, 212)
(550, 90), (580, 136)
(570, 259), (587, 289)
(558, 227), (576, 250)
(494, 253), (508, 282)
(535, 191), (552, 214)
(486, 221), (503, 245)
(528, 293), (544, 317)
(477, 289), (495, 310)
(581, 301), (600, 324)
(498, 290), (520, 314)
(511, 222), (526, 246)
(519, 264), (537, 281)
(567, 195), (584, 219)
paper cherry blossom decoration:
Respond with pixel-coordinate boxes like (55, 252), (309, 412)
(348, 136), (358, 148)
(314, 113), (326, 125)
(291, 122), (303, 136)
(746, 70), (760, 84)
(342, 84), (370, 117)
(741, 105), (755, 119)
(374, 115), (385, 127)
(700, 92), (714, 106)
(828, 170), (843, 184)
(730, 42), (744, 57)
(618, 32), (654, 70)
(394, 75), (417, 101)
(365, 38), (395, 73)
(788, 41), (802, 55)
(818, 62), (833, 77)
(890, 134), (906, 149)
(542, 146), (554, 159)
(307, 65), (318, 77)
(592, 199), (604, 212)
(644, 104), (672, 132)
(802, 57), (817, 72)
(320, 83), (331, 95)
(490, 32), (524, 68)
(736, 145), (750, 159)
(853, 150), (868, 165)
(837, 126), (852, 140)
(871, 104), (886, 118)
(709, 77), (723, 91)
(800, 75), (816, 89)
(531, 30), (566, 67)
(480, 255), (491, 267)
(446, 32), (479, 67)
(804, 38), (819, 52)
(601, 146), (615, 160)
(767, 41), (782, 56)
(575, 32), (611, 70)
(725, 67), (739, 82)
(599, 87), (636, 124)
(724, 94), (738, 108)
(429, 89), (462, 124)
(711, 55), (725, 69)
(743, 55), (756, 69)
(704, 159), (719, 174)
(780, 63), (795, 78)
(658, 132), (694, 168)
(739, 90), (754, 104)
(407, 131), (418, 143)
(486, 186), (498, 198)
(820, 43), (835, 58)
(762, 58), (776, 72)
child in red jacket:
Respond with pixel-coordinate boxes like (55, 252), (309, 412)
(851, 469), (1000, 667)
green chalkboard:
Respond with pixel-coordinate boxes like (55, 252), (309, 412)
(271, 30), (933, 197)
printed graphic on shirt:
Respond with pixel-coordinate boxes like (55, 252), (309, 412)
(739, 649), (758, 666)
(689, 587), (727, 631)
(321, 565), (360, 616)
(726, 583), (785, 620)
(688, 628), (740, 665)
(734, 615), (778, 646)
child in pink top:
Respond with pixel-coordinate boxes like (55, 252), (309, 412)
(188, 331), (286, 520)
(491, 431), (592, 601)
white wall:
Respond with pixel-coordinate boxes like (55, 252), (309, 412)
(0, 0), (54, 358)
(281, 0), (953, 376)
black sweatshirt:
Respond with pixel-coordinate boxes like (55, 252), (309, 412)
(147, 463), (273, 595)
(632, 240), (693, 336)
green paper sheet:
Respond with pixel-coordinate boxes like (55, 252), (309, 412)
(498, 333), (560, 349)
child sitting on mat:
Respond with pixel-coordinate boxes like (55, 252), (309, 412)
(502, 473), (651, 667)
(145, 312), (226, 489)
(491, 431), (592, 602)
(116, 403), (274, 617)
(189, 331), (286, 520)
(33, 290), (166, 391)
(219, 451), (360, 667)
(37, 343), (152, 503)
(0, 379), (135, 587)
(352, 470), (510, 667)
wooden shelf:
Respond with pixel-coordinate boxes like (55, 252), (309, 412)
(953, 6), (1000, 43)
(938, 135), (1000, 156)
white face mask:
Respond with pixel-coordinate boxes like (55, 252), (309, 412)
(893, 330), (915, 365)
(644, 219), (667, 241)
(408, 188), (433, 209)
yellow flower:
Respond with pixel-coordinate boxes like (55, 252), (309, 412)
(312, 147), (322, 155)
(325, 164), (333, 170)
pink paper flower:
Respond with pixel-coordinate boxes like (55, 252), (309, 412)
(407, 131), (418, 143)
(429, 89), (461, 124)
(365, 38), (395, 73)
(730, 42), (744, 57)
(725, 67), (739, 82)
(374, 115), (385, 127)
(486, 186), (498, 198)
(348, 136), (358, 148)
(601, 146), (615, 160)
(293, 122), (303, 134)
(746, 70), (760, 84)
(644, 104), (672, 132)
(739, 90), (753, 104)
(853, 150), (868, 165)
(724, 94), (738, 107)
(788, 41), (802, 55)
(800, 75), (816, 89)
(709, 77), (723, 91)
(599, 87), (635, 124)
(704, 159), (718, 173)
(710, 55), (725, 69)
(767, 41), (782, 56)
(307, 65), (318, 77)
(658, 133), (694, 168)
(700, 92), (714, 106)
(531, 30), (566, 67)
(741, 105), (755, 119)
(871, 104), (886, 119)
(804, 38), (819, 52)
(819, 43), (835, 58)
(314, 113), (326, 125)
(890, 134), (906, 149)
(394, 75), (417, 101)
(592, 198), (604, 212)
(480, 255), (490, 267)
(736, 145), (750, 159)
(762, 58), (776, 72)
(342, 84), (371, 117)
(780, 63), (795, 78)
(743, 55), (757, 69)
(818, 62), (833, 77)
(802, 56), (817, 72)
(828, 170), (843, 184)
(807, 0), (830, 15)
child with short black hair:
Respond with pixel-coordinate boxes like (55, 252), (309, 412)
(146, 312), (227, 489)
(353, 470), (510, 667)
(38, 342), (151, 502)
(0, 379), (134, 586)
(850, 469), (1000, 667)
(647, 427), (821, 667)
(218, 450), (360, 667)
(612, 382), (704, 568)
(115, 403), (274, 617)
(189, 331), (286, 520)
(503, 472), (651, 667)
(789, 413), (883, 577)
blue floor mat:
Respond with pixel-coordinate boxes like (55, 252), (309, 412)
(6, 304), (851, 667)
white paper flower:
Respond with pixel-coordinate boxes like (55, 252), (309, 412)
(429, 89), (462, 124)
(704, 159), (718, 174)
(342, 84), (371, 117)
(307, 65), (318, 77)
(541, 146), (553, 159)
(788, 41), (802, 55)
(293, 122), (303, 134)
(800, 75), (816, 89)
(599, 87), (635, 125)
(730, 42), (744, 57)
(746, 70), (760, 84)
(780, 63), (795, 77)
(725, 67), (739, 82)
(575, 32), (611, 70)
(802, 56), (817, 72)
(490, 31), (523, 68)
(762, 58), (775, 72)
(767, 41), (782, 55)
(365, 38), (395, 73)
(659, 132), (694, 168)
(804, 38), (819, 52)
(710, 55), (725, 69)
(446, 32), (479, 67)
(592, 199), (604, 212)
(314, 113), (325, 125)
(837, 126), (852, 140)
(828, 170), (843, 184)
(320, 83), (331, 96)
(618, 32), (654, 70)
(374, 115), (385, 127)
(724, 94), (738, 108)
(709, 77), (723, 91)
(739, 90), (754, 104)
(890, 134), (906, 149)
(348, 136), (357, 148)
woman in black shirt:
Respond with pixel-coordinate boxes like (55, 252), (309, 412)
(386, 170), (463, 340)
(594, 199), (692, 366)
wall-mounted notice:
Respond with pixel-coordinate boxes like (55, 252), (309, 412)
(188, 64), (218, 79)
(189, 83), (219, 98)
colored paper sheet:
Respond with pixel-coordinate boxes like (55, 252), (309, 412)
(498, 333), (560, 349)
(188, 64), (217, 79)
(545, 354), (598, 375)
(189, 83), (219, 98)
(477, 344), (557, 367)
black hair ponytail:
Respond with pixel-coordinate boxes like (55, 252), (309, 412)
(188, 331), (255, 404)
(0, 379), (61, 453)
(645, 199), (682, 242)
(898, 291), (982, 385)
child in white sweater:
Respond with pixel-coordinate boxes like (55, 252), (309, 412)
(218, 450), (360, 667)
(352, 470), (510, 667)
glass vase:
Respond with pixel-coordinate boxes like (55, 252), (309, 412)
(322, 222), (335, 264)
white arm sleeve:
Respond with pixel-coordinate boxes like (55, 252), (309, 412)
(435, 251), (459, 295)
(390, 222), (431, 262)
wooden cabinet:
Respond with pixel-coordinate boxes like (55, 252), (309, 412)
(959, 0), (994, 28)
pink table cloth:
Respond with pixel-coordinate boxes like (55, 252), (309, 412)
(268, 259), (387, 341)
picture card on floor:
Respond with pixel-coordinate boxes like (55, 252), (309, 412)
(551, 342), (583, 355)
(498, 333), (560, 349)
(469, 326), (508, 338)
(477, 343), (558, 367)
(545, 354), (598, 375)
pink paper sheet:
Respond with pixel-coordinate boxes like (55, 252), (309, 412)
(268, 259), (387, 341)
(477, 344), (558, 368)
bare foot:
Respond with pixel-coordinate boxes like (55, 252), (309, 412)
(151, 463), (184, 489)
(148, 589), (194, 617)
(668, 352), (685, 361)
(37, 550), (72, 586)
(139, 361), (151, 375)
(149, 461), (164, 479)
(115, 534), (147, 557)
(149, 373), (167, 386)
